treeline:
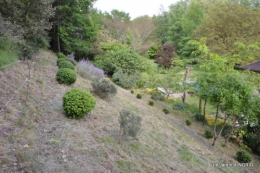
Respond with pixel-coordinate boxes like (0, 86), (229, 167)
(153, 0), (260, 65)
(0, 0), (98, 61)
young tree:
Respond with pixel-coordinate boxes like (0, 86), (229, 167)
(155, 44), (176, 68)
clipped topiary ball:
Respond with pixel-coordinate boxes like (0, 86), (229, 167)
(63, 88), (96, 119)
(136, 93), (142, 99)
(56, 68), (76, 85)
(57, 52), (66, 59)
(58, 61), (75, 71)
(57, 58), (66, 66)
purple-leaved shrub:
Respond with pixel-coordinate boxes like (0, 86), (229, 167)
(77, 59), (104, 79)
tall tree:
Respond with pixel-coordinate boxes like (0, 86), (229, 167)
(0, 0), (55, 55)
(50, 0), (98, 59)
(129, 15), (156, 53)
(193, 1), (260, 54)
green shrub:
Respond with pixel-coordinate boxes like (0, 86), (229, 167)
(95, 49), (145, 75)
(173, 103), (185, 111)
(204, 130), (214, 139)
(131, 90), (134, 94)
(151, 91), (165, 101)
(118, 109), (142, 139)
(56, 68), (76, 85)
(136, 94), (142, 99)
(57, 52), (66, 59)
(136, 79), (146, 89)
(236, 151), (252, 163)
(58, 61), (75, 71)
(186, 120), (191, 126)
(63, 88), (96, 119)
(195, 112), (205, 122)
(112, 69), (139, 89)
(57, 58), (66, 66)
(148, 100), (154, 106)
(163, 108), (169, 114)
(243, 133), (260, 156)
(91, 78), (117, 99)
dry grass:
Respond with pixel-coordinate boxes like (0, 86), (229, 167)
(0, 50), (259, 172)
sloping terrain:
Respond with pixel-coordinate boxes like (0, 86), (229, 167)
(0, 51), (259, 173)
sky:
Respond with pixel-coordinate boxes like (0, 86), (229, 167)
(93, 0), (179, 19)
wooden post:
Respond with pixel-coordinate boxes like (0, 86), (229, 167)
(182, 67), (191, 103)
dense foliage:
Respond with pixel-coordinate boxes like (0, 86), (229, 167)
(155, 44), (176, 68)
(63, 88), (96, 119)
(95, 49), (145, 75)
(236, 151), (252, 163)
(58, 61), (75, 71)
(56, 68), (77, 85)
(50, 0), (98, 59)
(0, 0), (55, 55)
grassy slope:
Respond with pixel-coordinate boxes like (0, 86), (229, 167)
(0, 51), (259, 172)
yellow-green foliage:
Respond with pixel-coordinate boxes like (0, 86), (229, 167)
(63, 88), (96, 119)
(144, 88), (156, 94)
(205, 115), (225, 127)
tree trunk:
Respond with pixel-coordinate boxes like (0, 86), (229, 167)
(199, 98), (202, 111)
(182, 67), (191, 103)
(212, 101), (220, 146)
(203, 99), (207, 126)
(223, 125), (235, 147)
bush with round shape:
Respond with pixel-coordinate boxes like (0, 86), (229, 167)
(186, 120), (191, 126)
(58, 61), (75, 71)
(91, 77), (117, 99)
(136, 93), (142, 99)
(63, 88), (96, 119)
(130, 90), (134, 94)
(163, 108), (169, 114)
(57, 52), (66, 59)
(148, 100), (154, 106)
(56, 68), (76, 85)
(236, 151), (252, 163)
(57, 58), (66, 66)
(204, 130), (214, 139)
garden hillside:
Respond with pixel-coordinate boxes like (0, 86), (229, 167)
(0, 51), (259, 172)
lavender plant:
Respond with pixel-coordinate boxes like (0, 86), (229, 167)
(77, 59), (104, 79)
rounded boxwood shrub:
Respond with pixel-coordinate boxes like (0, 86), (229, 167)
(63, 88), (96, 119)
(185, 120), (191, 126)
(91, 77), (117, 99)
(56, 68), (76, 85)
(148, 100), (154, 106)
(163, 108), (169, 114)
(236, 151), (252, 163)
(58, 61), (75, 71)
(204, 130), (214, 139)
(57, 52), (66, 59)
(136, 93), (142, 99)
(131, 90), (134, 94)
(57, 58), (66, 66)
